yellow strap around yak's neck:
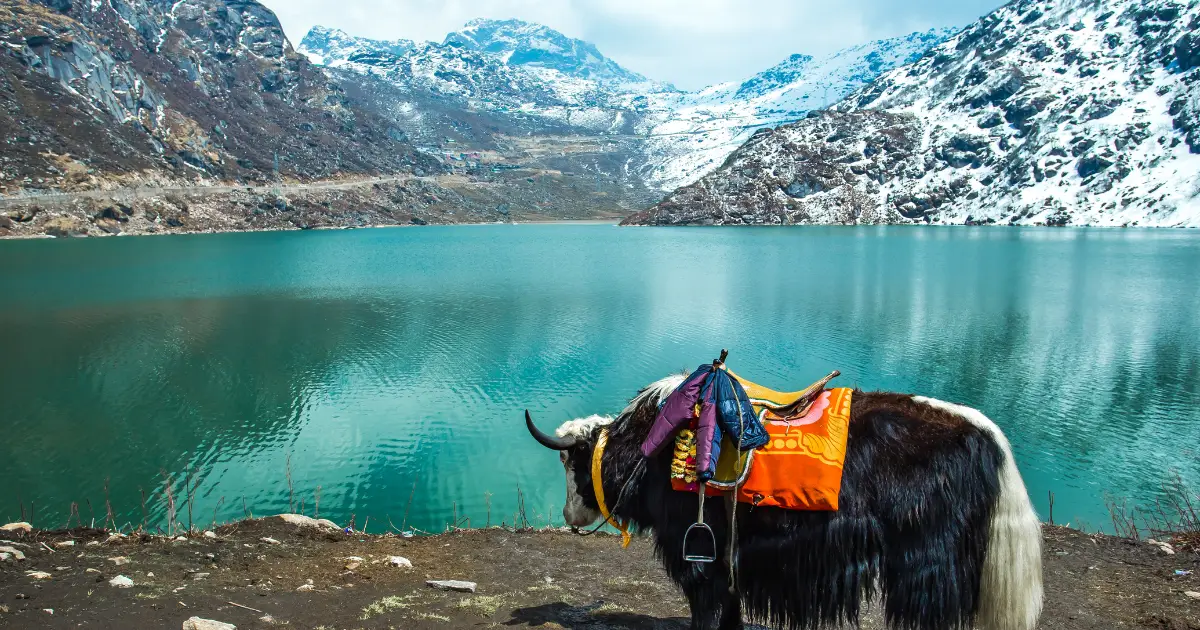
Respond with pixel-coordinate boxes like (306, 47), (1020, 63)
(592, 429), (632, 548)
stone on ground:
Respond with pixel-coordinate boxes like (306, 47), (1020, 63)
(260, 537), (281, 545)
(426, 579), (477, 593)
(108, 556), (130, 565)
(53, 540), (75, 548)
(1186, 591), (1200, 600)
(276, 514), (340, 531)
(389, 555), (412, 568)
(109, 575), (134, 588)
(0, 546), (25, 561)
(25, 571), (52, 580)
(0, 522), (32, 533)
(182, 618), (237, 630)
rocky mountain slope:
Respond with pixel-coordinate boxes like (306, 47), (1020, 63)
(1, 3), (654, 238)
(639, 29), (955, 190)
(627, 0), (1200, 227)
(296, 20), (674, 216)
(298, 20), (669, 136)
(0, 0), (434, 194)
(298, 21), (952, 196)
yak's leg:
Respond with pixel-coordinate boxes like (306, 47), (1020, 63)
(717, 587), (743, 630)
(718, 495), (744, 630)
(683, 576), (721, 630)
(682, 566), (732, 630)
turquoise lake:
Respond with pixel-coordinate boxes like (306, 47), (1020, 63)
(0, 225), (1197, 533)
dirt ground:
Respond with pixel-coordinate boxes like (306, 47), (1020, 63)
(1, 519), (1197, 629)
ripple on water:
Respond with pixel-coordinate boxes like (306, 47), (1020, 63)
(0, 225), (1197, 533)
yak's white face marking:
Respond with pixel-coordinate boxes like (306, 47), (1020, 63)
(555, 414), (614, 442)
(557, 414), (610, 527)
(555, 375), (685, 528)
(561, 450), (602, 527)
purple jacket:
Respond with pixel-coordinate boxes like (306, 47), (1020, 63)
(641, 365), (768, 482)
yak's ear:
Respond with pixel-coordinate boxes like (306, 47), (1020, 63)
(526, 411), (578, 451)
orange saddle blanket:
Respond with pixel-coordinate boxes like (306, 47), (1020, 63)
(670, 378), (853, 511)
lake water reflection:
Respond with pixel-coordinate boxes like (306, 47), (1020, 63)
(0, 225), (1197, 533)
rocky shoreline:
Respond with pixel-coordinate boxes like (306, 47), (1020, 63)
(1, 516), (1197, 629)
(0, 174), (635, 239)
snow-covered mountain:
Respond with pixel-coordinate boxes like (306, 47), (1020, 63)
(298, 22), (668, 135)
(299, 21), (953, 191)
(444, 18), (652, 87)
(639, 28), (955, 190)
(627, 0), (1200, 227)
(300, 26), (415, 66)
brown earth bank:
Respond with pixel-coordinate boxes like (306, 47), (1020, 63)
(1, 518), (1198, 630)
(0, 173), (637, 239)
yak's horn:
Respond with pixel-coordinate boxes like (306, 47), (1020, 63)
(525, 410), (577, 450)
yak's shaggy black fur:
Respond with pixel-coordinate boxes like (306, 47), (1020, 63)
(559, 391), (1005, 630)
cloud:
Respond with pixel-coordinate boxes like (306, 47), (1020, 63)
(266, 0), (1003, 90)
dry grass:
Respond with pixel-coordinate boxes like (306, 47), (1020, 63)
(0, 0), (76, 28)
(1105, 473), (1199, 544)
(602, 577), (660, 594)
(455, 594), (507, 617)
(525, 582), (565, 593)
(589, 602), (631, 616)
(359, 594), (415, 620)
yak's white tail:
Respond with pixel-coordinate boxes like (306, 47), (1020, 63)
(913, 397), (1044, 630)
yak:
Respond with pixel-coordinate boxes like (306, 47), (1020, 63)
(525, 374), (1043, 630)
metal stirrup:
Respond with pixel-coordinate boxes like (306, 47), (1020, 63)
(683, 483), (716, 563)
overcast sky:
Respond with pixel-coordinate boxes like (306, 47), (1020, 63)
(266, 0), (1004, 91)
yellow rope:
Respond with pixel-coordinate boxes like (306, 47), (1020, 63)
(592, 429), (632, 548)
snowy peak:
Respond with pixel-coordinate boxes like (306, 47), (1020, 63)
(299, 26), (415, 67)
(640, 28), (955, 191)
(443, 18), (649, 86)
(731, 28), (957, 104)
(735, 54), (814, 99)
(631, 0), (1200, 227)
(814, 27), (958, 91)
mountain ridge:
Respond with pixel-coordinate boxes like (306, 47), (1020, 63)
(444, 18), (654, 87)
(0, 0), (639, 238)
(638, 28), (956, 190)
(0, 0), (432, 193)
(626, 0), (1200, 227)
(298, 21), (954, 194)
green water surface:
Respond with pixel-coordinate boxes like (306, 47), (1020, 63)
(0, 225), (1197, 533)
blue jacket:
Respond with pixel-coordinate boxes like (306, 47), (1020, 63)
(641, 365), (769, 482)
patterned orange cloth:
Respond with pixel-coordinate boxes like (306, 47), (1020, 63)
(671, 386), (853, 511)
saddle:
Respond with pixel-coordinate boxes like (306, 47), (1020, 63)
(701, 370), (840, 490)
(671, 363), (850, 567)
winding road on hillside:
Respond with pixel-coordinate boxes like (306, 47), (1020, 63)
(0, 174), (449, 208)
